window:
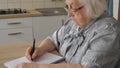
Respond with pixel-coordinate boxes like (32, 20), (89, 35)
(118, 0), (120, 21)
(106, 0), (113, 16)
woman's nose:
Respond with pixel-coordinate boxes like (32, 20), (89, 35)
(68, 11), (74, 17)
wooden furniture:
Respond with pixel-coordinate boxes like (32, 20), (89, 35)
(0, 10), (42, 19)
(0, 42), (64, 68)
(0, 15), (67, 44)
(0, 17), (33, 44)
(118, 0), (120, 21)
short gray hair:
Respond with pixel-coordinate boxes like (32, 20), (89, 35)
(80, 0), (107, 19)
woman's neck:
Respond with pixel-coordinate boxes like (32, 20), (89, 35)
(78, 18), (91, 28)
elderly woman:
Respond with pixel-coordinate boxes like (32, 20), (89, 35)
(16, 0), (120, 68)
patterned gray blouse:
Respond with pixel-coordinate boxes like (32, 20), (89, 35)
(49, 14), (120, 68)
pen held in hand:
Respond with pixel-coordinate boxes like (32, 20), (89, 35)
(30, 38), (35, 61)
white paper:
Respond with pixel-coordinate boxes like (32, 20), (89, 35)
(4, 53), (64, 68)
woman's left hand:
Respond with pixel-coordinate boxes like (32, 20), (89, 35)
(15, 63), (85, 68)
(15, 62), (34, 68)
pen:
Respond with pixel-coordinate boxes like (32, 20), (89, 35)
(30, 38), (35, 61)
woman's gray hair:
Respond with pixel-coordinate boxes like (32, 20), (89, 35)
(80, 0), (107, 19)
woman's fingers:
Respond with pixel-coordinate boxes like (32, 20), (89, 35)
(25, 47), (32, 60)
(15, 62), (26, 68)
(32, 47), (44, 60)
(32, 49), (39, 60)
(25, 46), (44, 61)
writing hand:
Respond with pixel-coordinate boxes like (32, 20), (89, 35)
(25, 46), (45, 61)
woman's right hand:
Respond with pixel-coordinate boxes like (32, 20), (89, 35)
(25, 46), (45, 61)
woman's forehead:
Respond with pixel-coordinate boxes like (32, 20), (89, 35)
(65, 0), (82, 5)
(66, 0), (74, 3)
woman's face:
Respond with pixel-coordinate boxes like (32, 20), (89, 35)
(65, 0), (89, 26)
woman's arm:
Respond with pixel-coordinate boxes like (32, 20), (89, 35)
(38, 36), (56, 52)
(15, 63), (85, 68)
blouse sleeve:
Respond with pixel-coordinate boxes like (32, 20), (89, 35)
(49, 19), (72, 50)
(81, 28), (120, 68)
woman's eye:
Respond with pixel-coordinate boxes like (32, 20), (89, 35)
(65, 5), (68, 9)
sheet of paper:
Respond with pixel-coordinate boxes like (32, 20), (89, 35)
(4, 53), (64, 68)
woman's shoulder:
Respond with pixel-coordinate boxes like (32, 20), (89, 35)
(94, 15), (120, 33)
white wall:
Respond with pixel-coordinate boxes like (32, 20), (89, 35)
(0, 0), (65, 9)
(113, 0), (119, 19)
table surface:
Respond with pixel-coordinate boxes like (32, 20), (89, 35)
(0, 42), (64, 68)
